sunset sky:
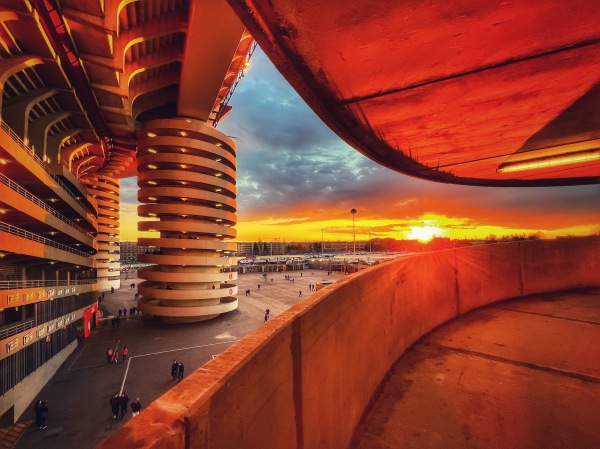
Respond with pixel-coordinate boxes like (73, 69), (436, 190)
(119, 48), (600, 244)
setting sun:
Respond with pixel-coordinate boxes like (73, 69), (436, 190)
(406, 225), (444, 242)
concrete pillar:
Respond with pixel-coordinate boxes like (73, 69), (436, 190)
(82, 175), (121, 292)
(136, 118), (238, 323)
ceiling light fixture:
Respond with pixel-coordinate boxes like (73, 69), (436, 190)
(498, 148), (600, 173)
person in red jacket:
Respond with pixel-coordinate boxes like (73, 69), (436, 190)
(120, 346), (129, 362)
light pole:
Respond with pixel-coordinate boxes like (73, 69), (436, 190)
(321, 229), (324, 255)
(350, 208), (357, 254)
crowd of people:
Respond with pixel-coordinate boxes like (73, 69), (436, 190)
(105, 345), (129, 364)
(109, 392), (142, 420)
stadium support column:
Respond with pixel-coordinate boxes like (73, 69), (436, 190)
(136, 118), (238, 323)
(82, 175), (121, 292)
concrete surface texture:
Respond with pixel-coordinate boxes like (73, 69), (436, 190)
(349, 288), (600, 449)
(88, 237), (599, 449)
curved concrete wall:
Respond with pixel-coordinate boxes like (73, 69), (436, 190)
(95, 237), (600, 449)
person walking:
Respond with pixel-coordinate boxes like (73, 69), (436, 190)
(123, 307), (127, 318)
(106, 348), (113, 364)
(130, 398), (142, 418)
(37, 401), (48, 429)
(119, 392), (129, 420)
(299, 290), (302, 297)
(33, 400), (43, 429)
(171, 360), (178, 380)
(110, 393), (120, 419)
(177, 362), (184, 381)
(120, 346), (129, 363)
(264, 308), (270, 323)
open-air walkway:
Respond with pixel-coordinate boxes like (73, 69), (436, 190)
(349, 287), (600, 449)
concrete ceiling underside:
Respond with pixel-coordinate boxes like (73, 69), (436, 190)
(0, 0), (252, 180)
(228, 0), (600, 187)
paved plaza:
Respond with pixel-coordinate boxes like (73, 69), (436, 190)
(13, 269), (345, 449)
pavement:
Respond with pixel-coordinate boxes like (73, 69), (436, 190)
(348, 287), (600, 449)
(8, 269), (345, 449)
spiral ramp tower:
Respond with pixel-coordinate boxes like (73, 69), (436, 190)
(136, 118), (238, 323)
(82, 176), (121, 292)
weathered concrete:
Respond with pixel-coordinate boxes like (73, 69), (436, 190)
(94, 236), (600, 449)
(348, 289), (600, 449)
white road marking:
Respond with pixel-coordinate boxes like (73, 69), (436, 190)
(119, 339), (238, 388)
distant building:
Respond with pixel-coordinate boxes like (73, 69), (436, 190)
(236, 241), (287, 256)
(119, 241), (155, 264)
(236, 242), (254, 257)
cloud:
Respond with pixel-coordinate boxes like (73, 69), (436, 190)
(119, 47), (600, 241)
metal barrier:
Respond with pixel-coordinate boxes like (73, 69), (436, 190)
(0, 319), (34, 340)
(0, 120), (94, 214)
(0, 279), (97, 290)
(0, 172), (95, 239)
(0, 221), (92, 259)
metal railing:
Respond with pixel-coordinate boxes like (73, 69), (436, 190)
(0, 279), (97, 290)
(0, 319), (34, 340)
(0, 172), (95, 239)
(0, 221), (92, 259)
(0, 120), (94, 213)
